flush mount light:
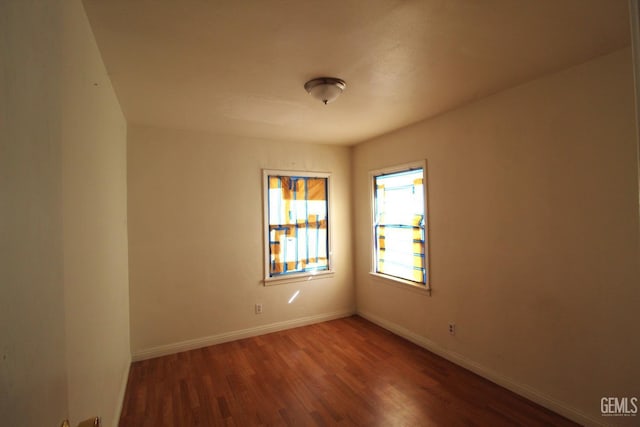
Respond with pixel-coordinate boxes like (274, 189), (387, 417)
(304, 77), (346, 104)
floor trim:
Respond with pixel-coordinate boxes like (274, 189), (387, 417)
(132, 309), (355, 361)
(357, 309), (603, 427)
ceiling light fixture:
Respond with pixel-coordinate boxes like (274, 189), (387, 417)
(304, 77), (346, 105)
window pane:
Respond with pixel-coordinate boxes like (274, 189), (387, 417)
(267, 175), (329, 276)
(374, 168), (426, 284)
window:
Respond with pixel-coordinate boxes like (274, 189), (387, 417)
(371, 161), (429, 289)
(263, 170), (332, 283)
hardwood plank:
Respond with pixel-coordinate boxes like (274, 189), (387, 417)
(119, 316), (578, 427)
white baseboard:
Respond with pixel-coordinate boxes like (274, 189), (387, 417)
(357, 309), (603, 427)
(132, 309), (355, 362)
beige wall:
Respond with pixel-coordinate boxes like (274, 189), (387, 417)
(127, 125), (354, 358)
(61, 2), (131, 427)
(0, 2), (68, 425)
(352, 48), (639, 426)
(0, 1), (130, 426)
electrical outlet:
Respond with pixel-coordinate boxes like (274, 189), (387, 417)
(255, 303), (263, 314)
(448, 323), (456, 335)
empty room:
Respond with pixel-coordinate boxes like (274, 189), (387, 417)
(2, 0), (639, 426)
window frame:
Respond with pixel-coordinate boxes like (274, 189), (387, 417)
(262, 169), (334, 285)
(369, 160), (431, 294)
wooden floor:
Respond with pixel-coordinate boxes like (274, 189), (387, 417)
(119, 316), (577, 427)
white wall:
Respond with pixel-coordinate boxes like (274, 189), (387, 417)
(0, 1), (130, 426)
(61, 2), (131, 427)
(0, 2), (68, 425)
(127, 125), (355, 358)
(352, 48), (639, 426)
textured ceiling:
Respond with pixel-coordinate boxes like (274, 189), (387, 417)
(83, 0), (630, 145)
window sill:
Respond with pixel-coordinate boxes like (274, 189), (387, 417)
(369, 272), (431, 296)
(264, 270), (335, 286)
